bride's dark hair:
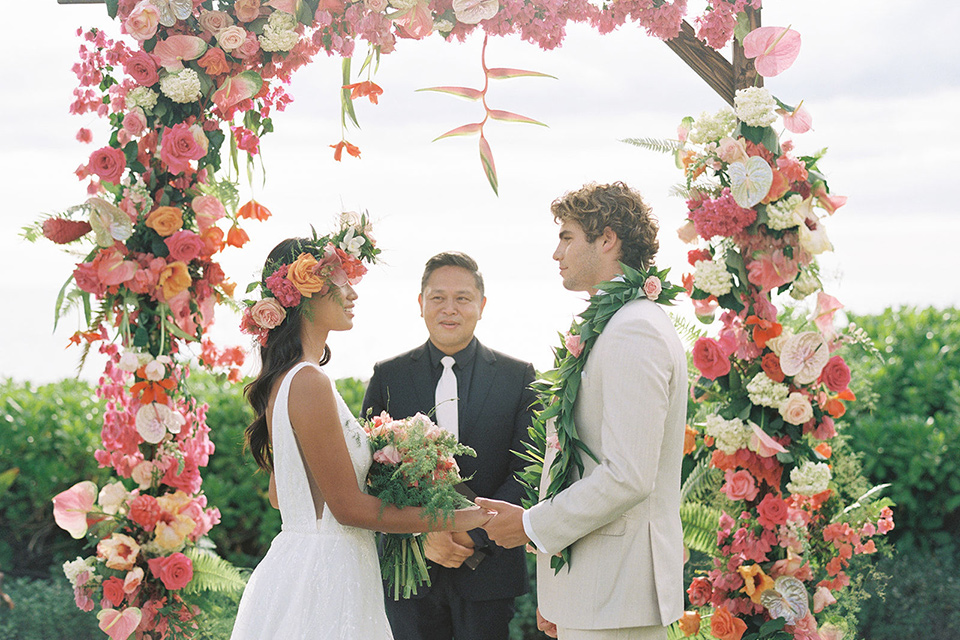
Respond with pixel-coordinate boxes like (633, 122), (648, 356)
(244, 238), (331, 472)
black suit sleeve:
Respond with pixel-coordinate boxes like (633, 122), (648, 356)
(362, 362), (386, 418)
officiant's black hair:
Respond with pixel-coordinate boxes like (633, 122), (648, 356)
(244, 237), (332, 472)
(420, 251), (485, 296)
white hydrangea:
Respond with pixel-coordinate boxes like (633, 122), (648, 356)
(260, 13), (299, 52)
(126, 86), (158, 111)
(389, 0), (418, 9)
(746, 372), (789, 409)
(734, 86), (778, 128)
(62, 556), (97, 587)
(786, 461), (832, 496)
(159, 68), (202, 104)
(765, 194), (804, 230)
(790, 269), (822, 300)
(704, 415), (751, 455)
(434, 18), (455, 32)
(689, 108), (737, 144)
(267, 10), (298, 31)
(693, 259), (734, 297)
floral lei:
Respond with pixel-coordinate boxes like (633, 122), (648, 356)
(239, 212), (379, 344)
(519, 262), (684, 571)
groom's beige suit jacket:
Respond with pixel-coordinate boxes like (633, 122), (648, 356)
(527, 298), (687, 630)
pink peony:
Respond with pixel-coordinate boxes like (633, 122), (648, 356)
(122, 50), (159, 86)
(124, 0), (160, 41)
(160, 123), (208, 174)
(721, 469), (759, 502)
(88, 146), (127, 185)
(147, 552), (194, 591)
(692, 337), (731, 379)
(165, 230), (206, 263)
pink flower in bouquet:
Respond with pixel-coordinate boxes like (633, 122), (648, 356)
(717, 137), (749, 164)
(123, 567), (144, 594)
(124, 0), (160, 41)
(819, 355), (851, 393)
(374, 445), (403, 465)
(88, 146), (127, 185)
(160, 123), (208, 175)
(812, 184), (847, 215)
(97, 607), (143, 640)
(747, 249), (798, 294)
(122, 50), (159, 86)
(756, 493), (788, 528)
(748, 421), (787, 458)
(217, 25), (248, 51)
(564, 332), (584, 358)
(97, 533), (141, 571)
(643, 276), (662, 301)
(76, 128), (94, 143)
(812, 585), (837, 613)
(234, 0), (263, 22)
(129, 494), (161, 530)
(687, 576), (713, 607)
(721, 469), (759, 502)
(164, 230), (205, 263)
(235, 31), (262, 59)
(148, 552), (194, 590)
(52, 480), (98, 538)
(97, 249), (138, 286)
(394, 0), (433, 39)
(812, 292), (844, 338)
(692, 337), (732, 379)
(74, 581), (95, 612)
(250, 298), (287, 330)
(102, 576), (126, 607)
(779, 392), (814, 426)
(688, 189), (757, 240)
(191, 195), (226, 231)
(122, 108), (148, 137)
(198, 10), (233, 35)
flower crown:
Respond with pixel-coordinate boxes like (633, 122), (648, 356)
(240, 212), (380, 345)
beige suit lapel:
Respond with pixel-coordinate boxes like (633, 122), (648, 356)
(539, 417), (558, 500)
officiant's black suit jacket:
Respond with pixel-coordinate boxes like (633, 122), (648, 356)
(362, 339), (536, 602)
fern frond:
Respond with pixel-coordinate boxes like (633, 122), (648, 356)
(620, 137), (685, 154)
(680, 502), (722, 556)
(182, 547), (247, 594)
(681, 457), (722, 504)
(670, 312), (707, 347)
(668, 180), (719, 200)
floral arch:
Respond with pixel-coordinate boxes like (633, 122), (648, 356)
(39, 1), (892, 639)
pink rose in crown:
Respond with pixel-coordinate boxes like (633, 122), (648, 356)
(642, 276), (662, 301)
(147, 552), (194, 590)
(564, 332), (583, 358)
(250, 298), (287, 330)
(88, 146), (127, 185)
(692, 336), (731, 379)
(124, 0), (160, 41)
(160, 123), (208, 174)
(52, 480), (98, 538)
(122, 50), (159, 86)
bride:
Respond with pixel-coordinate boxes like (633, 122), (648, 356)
(230, 226), (491, 640)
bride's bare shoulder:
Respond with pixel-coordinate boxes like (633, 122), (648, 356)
(288, 365), (336, 422)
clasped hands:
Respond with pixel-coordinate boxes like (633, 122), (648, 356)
(473, 497), (531, 550)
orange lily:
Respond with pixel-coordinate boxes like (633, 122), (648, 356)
(67, 330), (103, 348)
(342, 81), (383, 104)
(129, 378), (176, 405)
(330, 140), (361, 162)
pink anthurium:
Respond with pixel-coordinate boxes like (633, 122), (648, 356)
(213, 71), (264, 112)
(813, 292), (844, 336)
(52, 480), (98, 539)
(743, 26), (802, 77)
(265, 0), (300, 14)
(779, 101), (813, 133)
(97, 607), (143, 640)
(749, 421), (788, 457)
(153, 35), (208, 71)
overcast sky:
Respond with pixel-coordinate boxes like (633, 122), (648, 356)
(2, 0), (958, 384)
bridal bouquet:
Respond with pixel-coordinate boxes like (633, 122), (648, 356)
(362, 412), (475, 600)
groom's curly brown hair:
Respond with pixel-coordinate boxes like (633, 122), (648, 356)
(551, 181), (660, 271)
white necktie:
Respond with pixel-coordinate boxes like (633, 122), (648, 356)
(435, 355), (459, 439)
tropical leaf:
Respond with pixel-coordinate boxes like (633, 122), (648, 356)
(670, 312), (708, 345)
(416, 86), (483, 101)
(621, 137), (685, 154)
(341, 58), (359, 128)
(182, 547), (246, 595)
(432, 122), (482, 142)
(486, 109), (547, 126)
(681, 456), (722, 504)
(478, 135), (498, 195)
(680, 502), (722, 556)
(485, 67), (557, 80)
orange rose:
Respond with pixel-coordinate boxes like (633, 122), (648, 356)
(678, 611), (701, 636)
(145, 206), (184, 237)
(710, 606), (747, 640)
(286, 252), (325, 297)
(201, 226), (225, 255)
(159, 261), (192, 300)
(683, 424), (698, 455)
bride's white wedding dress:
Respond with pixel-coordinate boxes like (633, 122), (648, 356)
(230, 361), (393, 639)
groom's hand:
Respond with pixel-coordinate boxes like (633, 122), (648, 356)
(536, 609), (558, 638)
(424, 531), (474, 568)
(474, 498), (530, 549)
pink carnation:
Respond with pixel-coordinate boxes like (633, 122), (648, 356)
(265, 264), (302, 307)
(688, 188), (757, 240)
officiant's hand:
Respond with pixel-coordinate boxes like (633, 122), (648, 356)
(474, 498), (530, 549)
(424, 531), (475, 568)
(536, 609), (558, 638)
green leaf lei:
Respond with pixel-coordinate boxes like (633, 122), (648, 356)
(517, 262), (685, 572)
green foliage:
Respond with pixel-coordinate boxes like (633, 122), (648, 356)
(680, 502), (722, 556)
(182, 547), (247, 595)
(335, 377), (367, 418)
(844, 307), (960, 553)
(0, 576), (101, 640)
(621, 136), (685, 154)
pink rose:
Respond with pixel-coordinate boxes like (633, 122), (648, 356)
(717, 136), (749, 164)
(122, 50), (159, 86)
(234, 0), (262, 22)
(756, 493), (788, 528)
(124, 0), (161, 41)
(564, 332), (583, 358)
(147, 552), (194, 591)
(198, 10), (233, 35)
(364, 0), (387, 11)
(643, 276), (662, 301)
(692, 337), (731, 379)
(191, 195), (226, 231)
(102, 576), (126, 607)
(687, 576), (712, 607)
(122, 108), (147, 137)
(165, 230), (206, 263)
(779, 392), (814, 426)
(373, 445), (402, 465)
(819, 355), (851, 393)
(88, 146), (127, 185)
(250, 298), (287, 330)
(216, 25), (248, 51)
(160, 123), (208, 174)
(235, 31), (262, 59)
(721, 469), (759, 502)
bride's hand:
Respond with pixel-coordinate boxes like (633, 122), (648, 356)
(452, 504), (495, 531)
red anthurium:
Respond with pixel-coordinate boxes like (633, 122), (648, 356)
(343, 81), (384, 104)
(330, 140), (361, 162)
(743, 26), (802, 77)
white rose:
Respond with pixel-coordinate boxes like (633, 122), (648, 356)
(779, 392), (814, 425)
(97, 481), (130, 515)
(217, 25), (248, 51)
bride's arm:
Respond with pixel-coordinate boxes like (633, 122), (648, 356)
(288, 366), (489, 534)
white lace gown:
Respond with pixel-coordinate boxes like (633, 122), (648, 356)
(230, 362), (393, 640)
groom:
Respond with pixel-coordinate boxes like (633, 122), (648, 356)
(478, 182), (687, 640)
(362, 251), (537, 640)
